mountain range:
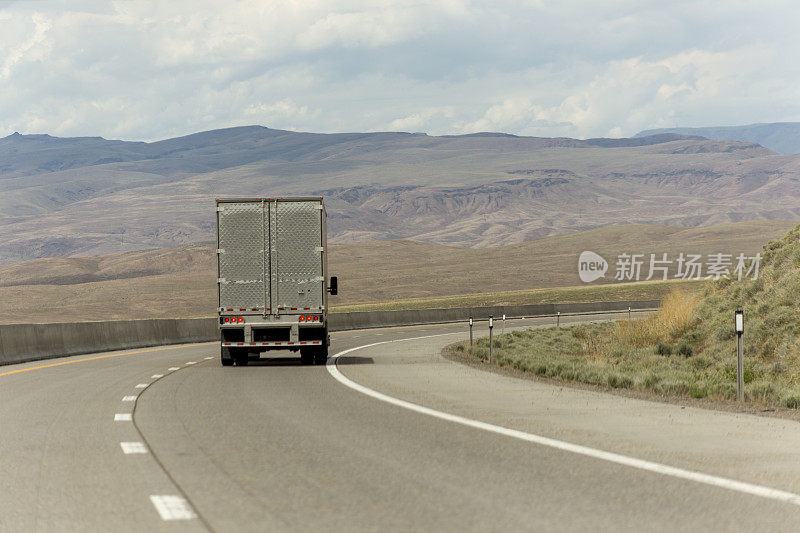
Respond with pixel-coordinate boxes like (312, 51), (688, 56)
(2, 125), (800, 265)
(635, 122), (800, 154)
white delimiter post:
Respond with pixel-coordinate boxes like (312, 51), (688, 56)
(735, 308), (744, 402)
(469, 317), (473, 351)
(489, 315), (494, 364)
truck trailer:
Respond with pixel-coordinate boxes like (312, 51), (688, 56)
(216, 197), (337, 366)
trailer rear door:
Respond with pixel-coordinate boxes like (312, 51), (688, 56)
(270, 200), (324, 312)
(217, 201), (267, 312)
(218, 199), (324, 314)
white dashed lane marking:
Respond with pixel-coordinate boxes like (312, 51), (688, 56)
(122, 395), (137, 402)
(135, 383), (148, 389)
(151, 374), (163, 379)
(114, 413), (132, 421)
(168, 367), (180, 371)
(150, 495), (197, 521)
(204, 356), (213, 360)
(120, 442), (148, 454)
(185, 361), (197, 365)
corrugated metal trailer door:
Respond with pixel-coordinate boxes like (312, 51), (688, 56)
(270, 200), (324, 312)
(218, 201), (267, 311)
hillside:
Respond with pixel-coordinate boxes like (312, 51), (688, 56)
(2, 126), (800, 264)
(635, 122), (800, 154)
(695, 225), (800, 369)
(447, 223), (800, 408)
(0, 220), (792, 323)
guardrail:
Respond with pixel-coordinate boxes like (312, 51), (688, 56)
(328, 300), (659, 330)
(0, 299), (660, 366)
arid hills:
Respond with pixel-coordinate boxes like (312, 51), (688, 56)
(3, 126), (800, 264)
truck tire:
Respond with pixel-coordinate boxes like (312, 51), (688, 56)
(221, 346), (234, 366)
(300, 349), (314, 366)
(314, 345), (329, 365)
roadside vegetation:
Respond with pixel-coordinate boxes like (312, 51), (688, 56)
(445, 225), (800, 408)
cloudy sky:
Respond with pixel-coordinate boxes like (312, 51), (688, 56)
(2, 0), (799, 141)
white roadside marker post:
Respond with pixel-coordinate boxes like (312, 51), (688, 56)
(736, 307), (744, 402)
(628, 306), (631, 321)
(489, 315), (494, 364)
(502, 314), (506, 334)
(557, 311), (560, 328)
(469, 317), (473, 351)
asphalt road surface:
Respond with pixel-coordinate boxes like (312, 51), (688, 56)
(3, 314), (800, 532)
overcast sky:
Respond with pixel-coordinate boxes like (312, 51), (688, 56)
(2, 0), (799, 141)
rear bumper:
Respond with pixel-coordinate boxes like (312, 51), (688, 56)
(221, 340), (323, 347)
(219, 318), (327, 347)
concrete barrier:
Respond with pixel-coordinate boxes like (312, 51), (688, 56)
(0, 318), (218, 366)
(0, 300), (659, 366)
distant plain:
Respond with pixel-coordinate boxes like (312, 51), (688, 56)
(0, 220), (792, 323)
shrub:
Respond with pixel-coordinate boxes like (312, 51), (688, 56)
(689, 384), (707, 398)
(642, 372), (661, 388)
(782, 393), (800, 409)
(655, 342), (672, 356)
(690, 356), (712, 370)
(676, 342), (693, 357)
(571, 325), (589, 339)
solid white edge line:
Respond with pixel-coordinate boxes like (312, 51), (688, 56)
(326, 333), (800, 507)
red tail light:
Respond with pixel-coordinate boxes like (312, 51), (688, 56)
(313, 316), (319, 322)
(238, 317), (244, 323)
(299, 316), (306, 322)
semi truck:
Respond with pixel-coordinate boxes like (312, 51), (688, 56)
(216, 197), (337, 366)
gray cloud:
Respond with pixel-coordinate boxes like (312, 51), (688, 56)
(1, 0), (799, 141)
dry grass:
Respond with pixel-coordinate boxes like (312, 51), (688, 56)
(614, 289), (698, 348)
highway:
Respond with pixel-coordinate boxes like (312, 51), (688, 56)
(3, 315), (800, 531)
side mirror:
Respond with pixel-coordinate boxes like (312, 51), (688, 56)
(328, 276), (338, 296)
